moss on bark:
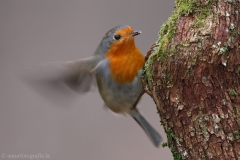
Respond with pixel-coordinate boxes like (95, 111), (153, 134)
(144, 0), (240, 159)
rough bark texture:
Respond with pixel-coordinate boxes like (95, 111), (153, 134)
(144, 0), (240, 159)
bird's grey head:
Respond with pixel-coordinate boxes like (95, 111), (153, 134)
(95, 25), (132, 56)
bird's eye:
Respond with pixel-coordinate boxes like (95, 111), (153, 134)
(114, 34), (121, 40)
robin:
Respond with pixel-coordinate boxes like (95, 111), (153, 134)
(27, 25), (162, 147)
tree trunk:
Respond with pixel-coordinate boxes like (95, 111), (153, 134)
(144, 0), (240, 159)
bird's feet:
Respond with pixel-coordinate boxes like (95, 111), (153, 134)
(145, 43), (159, 62)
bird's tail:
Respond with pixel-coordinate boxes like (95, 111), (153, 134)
(129, 109), (162, 147)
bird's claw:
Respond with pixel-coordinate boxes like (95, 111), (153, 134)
(141, 76), (153, 97)
(131, 76), (152, 109)
(145, 43), (159, 62)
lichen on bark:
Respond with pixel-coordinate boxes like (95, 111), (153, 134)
(144, 0), (240, 159)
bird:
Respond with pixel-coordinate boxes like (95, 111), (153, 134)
(24, 25), (162, 147)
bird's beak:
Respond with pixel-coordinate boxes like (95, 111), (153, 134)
(131, 30), (142, 36)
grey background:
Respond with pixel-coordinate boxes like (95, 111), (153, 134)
(0, 0), (174, 159)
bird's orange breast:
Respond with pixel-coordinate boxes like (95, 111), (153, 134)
(105, 41), (144, 84)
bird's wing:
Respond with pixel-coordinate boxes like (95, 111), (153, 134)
(21, 56), (104, 107)
(24, 56), (103, 93)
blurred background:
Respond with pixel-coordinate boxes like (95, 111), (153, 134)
(0, 0), (175, 159)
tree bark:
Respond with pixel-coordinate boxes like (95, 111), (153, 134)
(144, 0), (240, 159)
